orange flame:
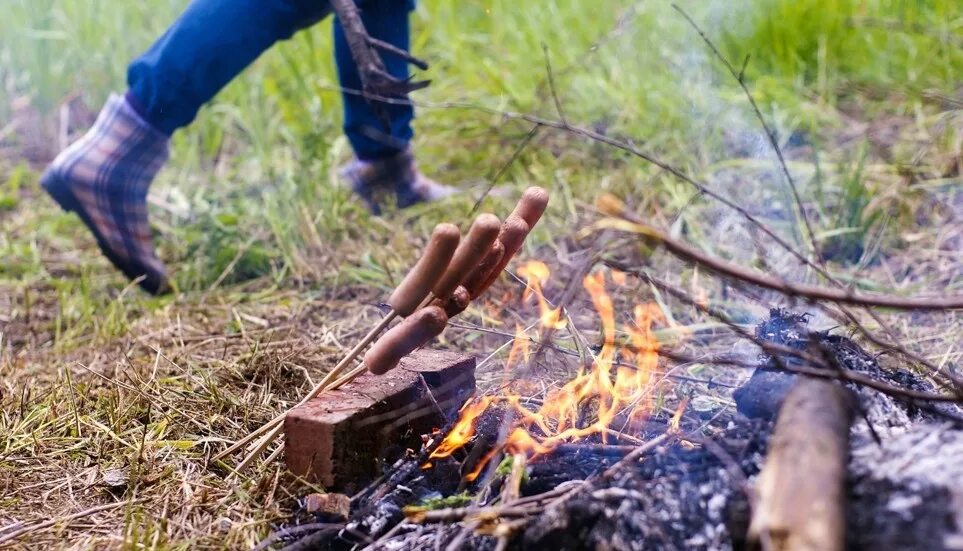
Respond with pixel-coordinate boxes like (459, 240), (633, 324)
(669, 397), (689, 433)
(432, 266), (675, 480)
(518, 261), (567, 330)
(430, 397), (495, 459)
(505, 324), (530, 373)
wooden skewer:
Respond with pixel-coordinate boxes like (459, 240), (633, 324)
(219, 224), (460, 470)
(220, 190), (548, 472)
(232, 301), (453, 472)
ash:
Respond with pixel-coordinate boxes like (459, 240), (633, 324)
(736, 309), (963, 550)
(517, 417), (770, 550)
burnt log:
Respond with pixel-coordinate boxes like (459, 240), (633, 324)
(749, 377), (855, 551)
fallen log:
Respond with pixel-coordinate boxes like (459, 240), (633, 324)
(749, 377), (855, 551)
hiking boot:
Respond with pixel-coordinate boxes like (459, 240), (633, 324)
(339, 147), (455, 214)
(40, 93), (170, 294)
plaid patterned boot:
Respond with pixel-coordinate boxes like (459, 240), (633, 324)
(339, 147), (455, 215)
(41, 93), (170, 294)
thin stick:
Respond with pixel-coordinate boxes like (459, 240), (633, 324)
(365, 36), (429, 70)
(614, 265), (963, 405)
(494, 453), (527, 551)
(673, 4), (820, 261)
(599, 219), (963, 311)
(324, 85), (833, 285)
(469, 125), (540, 216)
(225, 290), (443, 471)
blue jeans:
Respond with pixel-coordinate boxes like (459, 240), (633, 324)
(127, 0), (414, 160)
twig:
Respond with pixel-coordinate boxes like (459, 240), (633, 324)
(276, 525), (345, 551)
(231, 363), (369, 476)
(253, 523), (344, 551)
(365, 36), (429, 70)
(526, 246), (599, 374)
(599, 433), (672, 480)
(834, 304), (963, 392)
(446, 320), (729, 386)
(409, 434), (673, 531)
(322, 84), (834, 286)
(328, 0), (429, 98)
(611, 263), (963, 405)
(542, 43), (568, 126)
(597, 218), (963, 310)
(494, 453), (527, 551)
(469, 125), (541, 216)
(214, 313), (394, 465)
(668, 5), (960, 392)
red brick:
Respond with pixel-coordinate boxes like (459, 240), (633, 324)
(284, 349), (475, 490)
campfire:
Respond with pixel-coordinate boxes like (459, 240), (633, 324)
(426, 262), (672, 484)
(233, 189), (963, 550)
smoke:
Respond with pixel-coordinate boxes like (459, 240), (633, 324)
(596, 1), (833, 326)
(651, 2), (817, 284)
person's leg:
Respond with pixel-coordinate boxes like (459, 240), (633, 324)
(335, 0), (454, 212)
(42, 0), (330, 294)
(334, 0), (414, 160)
(129, 0), (330, 134)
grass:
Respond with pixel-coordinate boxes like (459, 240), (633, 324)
(1, 0), (961, 548)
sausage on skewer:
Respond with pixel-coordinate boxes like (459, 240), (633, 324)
(364, 306), (450, 375)
(388, 223), (461, 316)
(433, 285), (471, 317)
(470, 215), (530, 298)
(431, 214), (501, 300)
(462, 240), (505, 299)
(510, 186), (550, 228)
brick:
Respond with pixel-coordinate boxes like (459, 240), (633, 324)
(284, 349), (475, 490)
(397, 349), (476, 415)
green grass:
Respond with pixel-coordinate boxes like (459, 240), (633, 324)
(1, 0), (961, 548)
(1, 0), (959, 293)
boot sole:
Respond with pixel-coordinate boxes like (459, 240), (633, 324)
(41, 171), (168, 295)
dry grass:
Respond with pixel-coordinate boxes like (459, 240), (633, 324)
(1, 1), (961, 548)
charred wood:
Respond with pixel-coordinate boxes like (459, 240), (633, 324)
(749, 377), (855, 551)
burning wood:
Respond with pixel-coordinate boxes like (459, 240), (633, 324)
(749, 377), (855, 551)
(424, 266), (670, 482)
(261, 306), (963, 550)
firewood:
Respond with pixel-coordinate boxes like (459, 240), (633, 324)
(748, 377), (855, 551)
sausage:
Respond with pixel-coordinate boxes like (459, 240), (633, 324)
(364, 306), (449, 375)
(510, 186), (550, 228)
(472, 215), (531, 298)
(387, 223), (460, 316)
(432, 285), (471, 317)
(431, 214), (501, 300)
(463, 240), (505, 299)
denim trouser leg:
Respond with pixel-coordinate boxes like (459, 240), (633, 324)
(334, 0), (414, 160)
(127, 0), (414, 160)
